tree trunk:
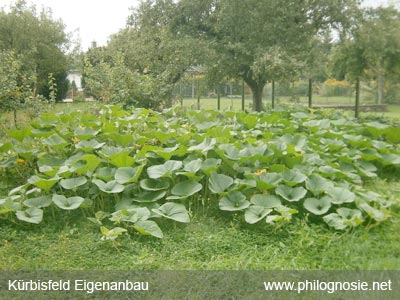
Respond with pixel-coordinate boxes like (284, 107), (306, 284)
(251, 84), (265, 112)
(243, 74), (266, 112)
(244, 80), (265, 112)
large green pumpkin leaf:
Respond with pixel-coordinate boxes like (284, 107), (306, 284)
(0, 197), (22, 214)
(358, 202), (387, 222)
(201, 158), (221, 175)
(152, 145), (188, 161)
(209, 172), (234, 194)
(322, 213), (347, 230)
(38, 165), (58, 177)
(53, 194), (85, 210)
(42, 134), (68, 148)
(60, 177), (87, 190)
(140, 178), (170, 191)
(134, 220), (164, 238)
(110, 152), (136, 168)
(355, 161), (377, 178)
(92, 179), (125, 194)
(152, 202), (190, 223)
(303, 197), (331, 215)
(280, 169), (307, 186)
(28, 175), (60, 192)
(109, 133), (134, 147)
(326, 187), (355, 204)
(255, 172), (282, 190)
(94, 167), (116, 181)
(16, 208), (43, 224)
(245, 206), (273, 224)
(275, 185), (307, 202)
(219, 191), (250, 211)
(168, 180), (203, 199)
(188, 138), (216, 153)
(305, 174), (334, 196)
(69, 154), (102, 173)
(183, 159), (202, 174)
(8, 128), (32, 141)
(280, 134), (307, 152)
(133, 191), (166, 203)
(0, 142), (13, 152)
(115, 166), (143, 184)
(23, 196), (52, 208)
(100, 226), (127, 241)
(147, 160), (182, 179)
(383, 127), (400, 143)
(323, 208), (364, 230)
(74, 127), (100, 140)
(250, 194), (281, 208)
(380, 154), (400, 165)
(110, 208), (151, 224)
(75, 139), (105, 152)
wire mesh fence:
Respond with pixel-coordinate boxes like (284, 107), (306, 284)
(172, 79), (399, 111)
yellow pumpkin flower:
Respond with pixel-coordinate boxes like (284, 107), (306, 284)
(254, 168), (267, 176)
(16, 158), (25, 164)
(71, 136), (80, 144)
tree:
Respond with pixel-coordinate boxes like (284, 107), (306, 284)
(331, 6), (400, 104)
(0, 0), (70, 101)
(83, 48), (163, 109)
(108, 0), (205, 107)
(0, 50), (33, 126)
(174, 0), (360, 111)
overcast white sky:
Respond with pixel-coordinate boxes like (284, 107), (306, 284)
(0, 0), (139, 50)
(0, 0), (398, 51)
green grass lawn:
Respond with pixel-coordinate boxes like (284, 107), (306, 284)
(180, 96), (399, 114)
(0, 180), (399, 271)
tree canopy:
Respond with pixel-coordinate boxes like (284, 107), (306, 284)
(331, 6), (400, 104)
(171, 0), (360, 111)
(0, 0), (70, 102)
(81, 0), (399, 110)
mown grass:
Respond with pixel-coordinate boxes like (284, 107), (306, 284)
(0, 179), (399, 271)
(180, 96), (400, 116)
(179, 96), (359, 111)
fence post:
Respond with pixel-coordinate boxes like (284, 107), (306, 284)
(217, 84), (221, 110)
(355, 78), (360, 118)
(242, 80), (245, 111)
(272, 80), (275, 109)
(197, 80), (200, 110)
(308, 79), (312, 108)
(180, 82), (183, 107)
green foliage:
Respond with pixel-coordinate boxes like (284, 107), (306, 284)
(0, 0), (70, 102)
(108, 0), (204, 108)
(83, 51), (163, 109)
(0, 105), (399, 240)
(47, 73), (57, 104)
(174, 0), (359, 111)
(330, 7), (400, 104)
(0, 50), (32, 113)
